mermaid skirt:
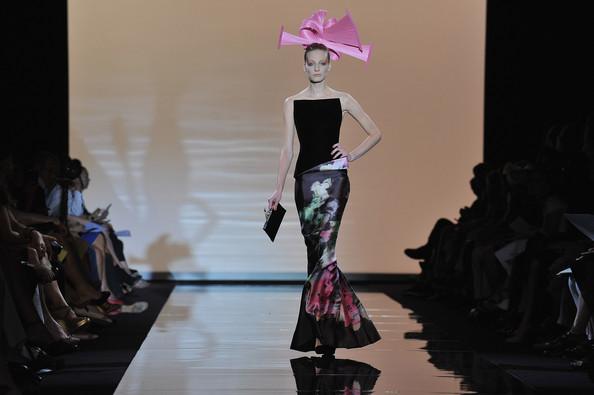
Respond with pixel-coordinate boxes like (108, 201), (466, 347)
(290, 158), (381, 351)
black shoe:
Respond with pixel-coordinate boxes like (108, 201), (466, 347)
(25, 345), (64, 371)
(570, 350), (594, 370)
(534, 332), (586, 356)
(43, 339), (79, 356)
(404, 245), (430, 260)
(565, 340), (594, 359)
(7, 363), (44, 392)
(314, 345), (336, 356)
(88, 291), (111, 306)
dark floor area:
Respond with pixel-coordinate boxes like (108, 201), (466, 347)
(12, 281), (594, 394)
(373, 283), (594, 394)
(21, 283), (174, 395)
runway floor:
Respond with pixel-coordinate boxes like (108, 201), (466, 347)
(113, 285), (516, 394)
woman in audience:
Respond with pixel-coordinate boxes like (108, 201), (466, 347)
(1, 146), (148, 390)
(9, 154), (117, 320)
(46, 164), (142, 300)
(404, 113), (594, 371)
(0, 153), (83, 355)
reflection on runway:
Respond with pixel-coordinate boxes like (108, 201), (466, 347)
(291, 356), (380, 393)
(114, 286), (517, 394)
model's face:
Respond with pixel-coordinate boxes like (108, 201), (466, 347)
(304, 49), (330, 83)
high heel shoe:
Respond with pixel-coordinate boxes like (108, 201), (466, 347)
(51, 306), (91, 334)
(30, 336), (80, 356)
(88, 291), (111, 306)
(27, 334), (79, 356)
(99, 301), (122, 316)
(73, 305), (113, 326)
(43, 339), (79, 356)
(9, 362), (43, 382)
(534, 332), (587, 356)
(404, 245), (430, 260)
(24, 345), (64, 371)
(71, 291), (111, 309)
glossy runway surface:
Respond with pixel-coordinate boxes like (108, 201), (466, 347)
(114, 286), (512, 394)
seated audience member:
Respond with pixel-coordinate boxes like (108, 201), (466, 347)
(9, 154), (117, 319)
(0, 152), (85, 356)
(45, 162), (144, 299)
(403, 113), (594, 371)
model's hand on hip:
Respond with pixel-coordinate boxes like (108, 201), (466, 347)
(331, 143), (348, 159)
(267, 189), (282, 210)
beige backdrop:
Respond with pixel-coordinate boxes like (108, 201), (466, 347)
(68, 0), (485, 274)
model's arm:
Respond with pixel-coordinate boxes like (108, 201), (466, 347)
(336, 94), (382, 162)
(268, 98), (296, 210)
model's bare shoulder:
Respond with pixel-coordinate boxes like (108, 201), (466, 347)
(290, 89), (310, 101)
(283, 96), (297, 113)
(325, 88), (347, 98)
(282, 96), (297, 130)
(335, 91), (358, 112)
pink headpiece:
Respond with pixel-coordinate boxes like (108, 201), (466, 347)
(278, 9), (372, 62)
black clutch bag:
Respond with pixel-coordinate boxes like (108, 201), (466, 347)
(263, 203), (286, 242)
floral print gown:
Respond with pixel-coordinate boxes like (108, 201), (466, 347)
(290, 157), (381, 351)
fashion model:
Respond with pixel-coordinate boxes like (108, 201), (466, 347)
(268, 11), (382, 356)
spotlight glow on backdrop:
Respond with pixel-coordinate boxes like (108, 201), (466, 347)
(69, 0), (485, 274)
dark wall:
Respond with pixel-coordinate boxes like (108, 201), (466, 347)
(5, 2), (68, 159)
(484, 2), (594, 166)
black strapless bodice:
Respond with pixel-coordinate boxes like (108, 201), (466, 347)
(293, 98), (342, 177)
